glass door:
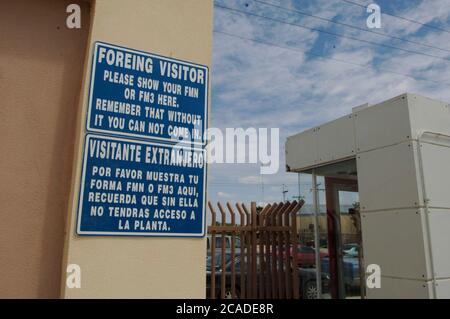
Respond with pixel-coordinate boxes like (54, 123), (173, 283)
(324, 178), (364, 299)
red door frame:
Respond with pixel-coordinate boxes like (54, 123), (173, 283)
(324, 177), (358, 299)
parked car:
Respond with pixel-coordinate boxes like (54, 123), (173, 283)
(206, 235), (241, 251)
(321, 256), (360, 289)
(206, 253), (329, 299)
(298, 256), (361, 298)
(206, 253), (242, 299)
(343, 243), (359, 258)
(206, 250), (240, 272)
(289, 245), (328, 268)
(298, 267), (330, 299)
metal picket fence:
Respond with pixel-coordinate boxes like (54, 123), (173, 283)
(207, 200), (304, 299)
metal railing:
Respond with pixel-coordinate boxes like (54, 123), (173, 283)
(207, 200), (304, 299)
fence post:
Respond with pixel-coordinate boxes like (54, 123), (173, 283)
(217, 202), (227, 299)
(242, 203), (252, 298)
(236, 203), (247, 299)
(258, 204), (271, 299)
(291, 200), (304, 299)
(208, 202), (217, 299)
(270, 203), (280, 298)
(250, 202), (258, 298)
(226, 202), (237, 299)
(284, 202), (294, 299)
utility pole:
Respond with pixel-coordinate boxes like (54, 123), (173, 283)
(282, 184), (288, 202)
(292, 174), (305, 202)
(312, 169), (322, 299)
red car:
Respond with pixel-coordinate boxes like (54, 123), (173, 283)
(289, 246), (328, 268)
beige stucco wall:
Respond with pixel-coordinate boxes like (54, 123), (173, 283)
(61, 0), (213, 298)
(0, 0), (90, 298)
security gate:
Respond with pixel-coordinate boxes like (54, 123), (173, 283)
(207, 200), (304, 299)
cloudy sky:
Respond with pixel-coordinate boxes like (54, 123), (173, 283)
(208, 0), (450, 209)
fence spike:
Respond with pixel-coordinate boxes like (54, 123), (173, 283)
(206, 201), (306, 300)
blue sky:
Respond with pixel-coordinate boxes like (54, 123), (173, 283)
(208, 0), (450, 209)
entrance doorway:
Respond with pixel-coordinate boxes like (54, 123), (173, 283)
(325, 177), (364, 299)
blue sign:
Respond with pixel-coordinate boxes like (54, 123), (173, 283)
(87, 42), (208, 145)
(78, 42), (209, 237)
(77, 134), (206, 236)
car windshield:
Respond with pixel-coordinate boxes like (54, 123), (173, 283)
(343, 244), (359, 257)
(207, 237), (241, 249)
(224, 257), (241, 272)
(206, 253), (232, 271)
(224, 255), (261, 272)
(298, 246), (315, 253)
(343, 244), (358, 251)
(213, 237), (229, 249)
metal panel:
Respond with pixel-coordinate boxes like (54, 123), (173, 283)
(366, 277), (431, 299)
(361, 209), (430, 280)
(435, 279), (450, 298)
(408, 94), (450, 139)
(357, 141), (421, 212)
(420, 142), (450, 209)
(316, 115), (356, 164)
(354, 94), (411, 153)
(285, 128), (317, 171)
(286, 115), (356, 172)
(428, 209), (450, 279)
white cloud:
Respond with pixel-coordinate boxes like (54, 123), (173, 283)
(238, 175), (261, 184)
(217, 191), (234, 198)
(209, 0), (450, 204)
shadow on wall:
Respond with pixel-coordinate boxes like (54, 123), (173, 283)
(0, 0), (90, 298)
